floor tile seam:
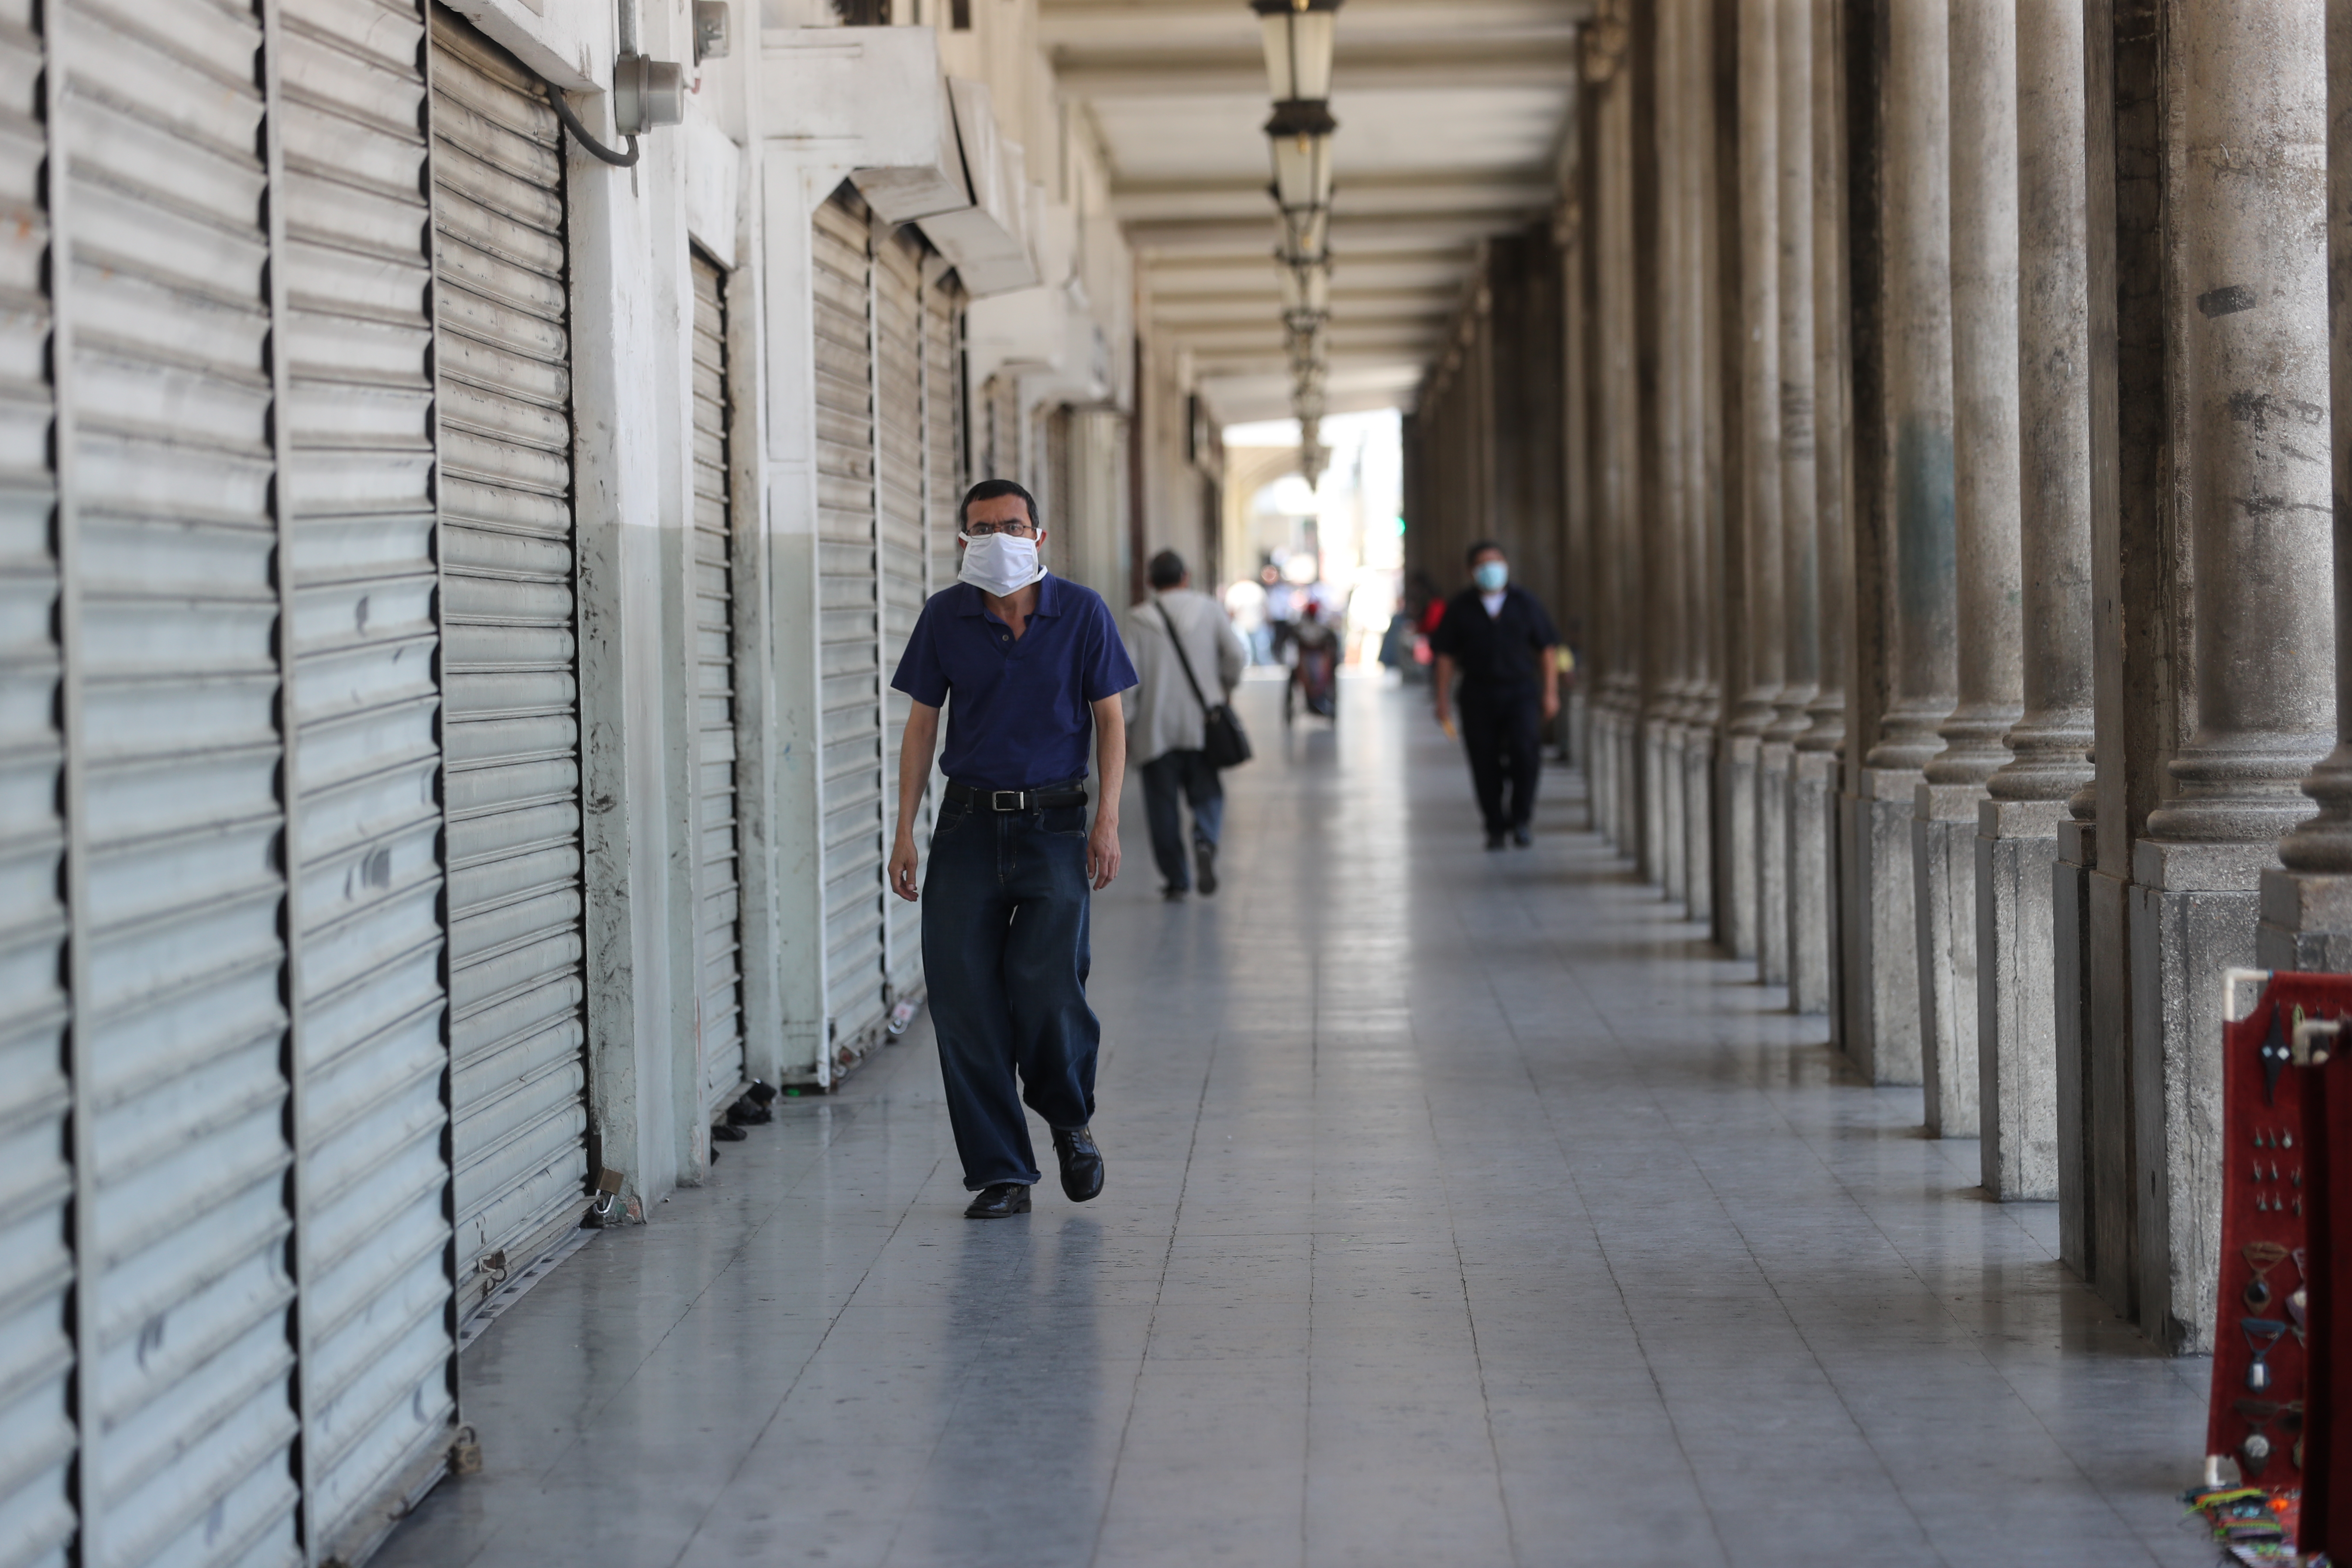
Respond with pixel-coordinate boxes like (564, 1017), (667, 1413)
(662, 1150), (950, 1568)
(1527, 837), (1998, 1568)
(1088, 1021), (1240, 1568)
(1408, 1041), (1527, 1568)
(1466, 916), (1734, 1568)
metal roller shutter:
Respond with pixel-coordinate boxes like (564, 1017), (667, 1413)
(62, 0), (303, 1561)
(812, 187), (888, 1059)
(279, 0), (457, 1552)
(922, 260), (966, 590)
(0, 1), (69, 1560)
(690, 253), (746, 1118)
(429, 12), (591, 1317)
(874, 225), (926, 1006)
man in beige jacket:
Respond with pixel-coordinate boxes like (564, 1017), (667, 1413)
(1124, 550), (1250, 900)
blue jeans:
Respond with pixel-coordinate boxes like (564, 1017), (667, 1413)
(922, 794), (1099, 1189)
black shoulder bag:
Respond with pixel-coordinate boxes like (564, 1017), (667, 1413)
(1157, 602), (1253, 769)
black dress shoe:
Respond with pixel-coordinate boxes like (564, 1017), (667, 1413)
(964, 1183), (1031, 1218)
(1194, 837), (1219, 895)
(1512, 825), (1533, 848)
(1052, 1125), (1104, 1202)
(1485, 831), (1506, 851)
(1161, 885), (1188, 902)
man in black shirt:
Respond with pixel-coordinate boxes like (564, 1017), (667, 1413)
(1429, 540), (1562, 848)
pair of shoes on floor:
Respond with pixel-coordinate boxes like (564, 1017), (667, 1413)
(963, 1127), (1102, 1217)
(1194, 838), (1218, 896)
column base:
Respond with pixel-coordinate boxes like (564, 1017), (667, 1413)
(1838, 766), (1926, 1085)
(1976, 799), (2065, 1199)
(1661, 722), (1690, 906)
(2052, 819), (2096, 1277)
(1640, 717), (1671, 886)
(1684, 726), (1716, 927)
(1914, 782), (1986, 1138)
(2257, 867), (2352, 972)
(1758, 741), (1794, 986)
(1721, 734), (1762, 959)
(1788, 751), (1837, 1014)
(2128, 838), (2271, 1355)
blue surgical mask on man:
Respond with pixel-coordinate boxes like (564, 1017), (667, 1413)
(1473, 560), (1509, 593)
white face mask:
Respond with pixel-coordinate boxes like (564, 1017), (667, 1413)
(958, 531), (1046, 598)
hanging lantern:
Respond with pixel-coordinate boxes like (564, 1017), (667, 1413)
(1252, 0), (1343, 103)
(1265, 98), (1337, 215)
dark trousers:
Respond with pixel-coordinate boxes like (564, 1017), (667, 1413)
(922, 797), (1099, 1189)
(1140, 748), (1224, 891)
(1458, 685), (1543, 833)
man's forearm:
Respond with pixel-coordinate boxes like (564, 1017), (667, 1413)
(1093, 702), (1126, 821)
(895, 707), (938, 837)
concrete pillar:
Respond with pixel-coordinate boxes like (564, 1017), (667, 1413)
(2136, 0), (2331, 1352)
(2262, 0), (2352, 969)
(1654, 0), (1691, 906)
(1915, 0), (2021, 1139)
(1725, 0), (1782, 964)
(1790, 0), (1847, 1018)
(1633, 0), (1678, 890)
(1680, 0), (1721, 927)
(1978, 0), (2094, 1201)
(1762, 0), (1816, 993)
(1845, 0), (1954, 1087)
(1590, 21), (1640, 858)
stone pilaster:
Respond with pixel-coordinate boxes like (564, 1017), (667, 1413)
(2132, 0), (2331, 1354)
(2052, 813), (2096, 1276)
(1977, 0), (2096, 1202)
(1679, 0), (1721, 928)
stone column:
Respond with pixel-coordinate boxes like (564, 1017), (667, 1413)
(1848, 0), (1956, 1087)
(1790, 0), (1847, 1017)
(1978, 0), (2094, 1201)
(1681, 0), (1722, 928)
(2264, 0), (2352, 968)
(1654, 0), (1691, 905)
(1915, 0), (2021, 1138)
(1762, 0), (1816, 992)
(2137, 0), (2331, 1352)
(1634, 0), (1677, 889)
(1724, 0), (1782, 964)
(1590, 16), (1641, 858)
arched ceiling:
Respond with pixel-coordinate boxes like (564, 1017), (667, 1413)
(1041, 0), (1588, 425)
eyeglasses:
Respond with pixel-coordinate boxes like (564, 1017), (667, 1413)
(962, 521), (1038, 539)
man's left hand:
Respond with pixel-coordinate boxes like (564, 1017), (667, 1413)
(1542, 687), (1561, 722)
(1087, 815), (1121, 890)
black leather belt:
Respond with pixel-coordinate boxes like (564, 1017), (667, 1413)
(945, 779), (1089, 812)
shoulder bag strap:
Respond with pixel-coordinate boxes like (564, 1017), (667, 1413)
(1156, 600), (1217, 715)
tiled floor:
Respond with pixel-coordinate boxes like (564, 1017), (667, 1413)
(376, 673), (2214, 1568)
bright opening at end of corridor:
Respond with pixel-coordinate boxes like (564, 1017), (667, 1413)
(374, 680), (2206, 1568)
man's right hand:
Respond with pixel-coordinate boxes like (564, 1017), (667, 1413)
(888, 831), (920, 903)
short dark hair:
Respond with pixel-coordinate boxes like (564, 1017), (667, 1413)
(960, 478), (1041, 531)
(1147, 550), (1188, 589)
(1466, 539), (1506, 567)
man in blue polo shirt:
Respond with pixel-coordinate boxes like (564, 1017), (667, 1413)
(887, 479), (1139, 1218)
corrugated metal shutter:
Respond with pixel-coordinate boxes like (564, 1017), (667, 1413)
(874, 224), (926, 1006)
(64, 0), (304, 1562)
(0, 1), (70, 1559)
(280, 0), (457, 1553)
(429, 12), (591, 1318)
(922, 260), (966, 590)
(690, 252), (745, 1118)
(812, 187), (888, 1059)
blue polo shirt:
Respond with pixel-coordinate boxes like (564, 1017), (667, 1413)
(890, 574), (1139, 792)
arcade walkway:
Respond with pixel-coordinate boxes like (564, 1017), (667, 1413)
(375, 677), (2210, 1568)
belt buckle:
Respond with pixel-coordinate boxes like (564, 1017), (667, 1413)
(990, 789), (1022, 812)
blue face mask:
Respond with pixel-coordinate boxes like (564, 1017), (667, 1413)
(1473, 561), (1509, 593)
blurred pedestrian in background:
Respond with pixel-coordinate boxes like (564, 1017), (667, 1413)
(1429, 540), (1560, 850)
(1126, 550), (1248, 901)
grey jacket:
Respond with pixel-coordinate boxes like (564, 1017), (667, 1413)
(1121, 588), (1249, 764)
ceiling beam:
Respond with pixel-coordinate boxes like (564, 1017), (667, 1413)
(1038, 0), (1589, 51)
(1126, 211), (1541, 257)
(1052, 43), (1579, 97)
(1112, 171), (1557, 224)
